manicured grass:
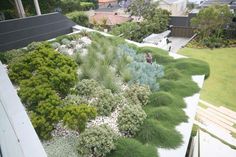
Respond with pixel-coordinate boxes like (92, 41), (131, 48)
(179, 48), (236, 111)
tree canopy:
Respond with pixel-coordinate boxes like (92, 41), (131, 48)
(191, 5), (233, 39)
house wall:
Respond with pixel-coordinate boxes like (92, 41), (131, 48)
(159, 0), (187, 16)
(98, 1), (118, 8)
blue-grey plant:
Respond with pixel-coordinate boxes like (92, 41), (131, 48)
(128, 61), (164, 91)
(51, 42), (61, 49)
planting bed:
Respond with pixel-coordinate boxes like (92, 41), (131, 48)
(0, 31), (209, 157)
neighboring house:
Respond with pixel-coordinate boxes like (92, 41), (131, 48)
(142, 30), (171, 51)
(200, 0), (236, 12)
(157, 0), (187, 15)
(98, 0), (118, 8)
(89, 12), (132, 26)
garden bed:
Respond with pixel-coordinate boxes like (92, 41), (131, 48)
(0, 31), (209, 157)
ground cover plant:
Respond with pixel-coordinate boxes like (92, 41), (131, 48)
(0, 32), (209, 157)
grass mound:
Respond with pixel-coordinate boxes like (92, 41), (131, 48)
(135, 119), (183, 148)
(148, 91), (186, 108)
(160, 79), (200, 97)
(167, 58), (210, 79)
(145, 106), (188, 126)
(107, 138), (158, 157)
(164, 68), (185, 80)
(136, 47), (173, 64)
(148, 91), (173, 107)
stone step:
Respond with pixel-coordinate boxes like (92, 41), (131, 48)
(195, 115), (231, 134)
(199, 100), (236, 121)
(197, 110), (236, 133)
(206, 108), (236, 124)
(219, 106), (236, 120)
(197, 107), (234, 126)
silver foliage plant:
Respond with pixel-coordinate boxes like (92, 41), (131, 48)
(77, 125), (117, 157)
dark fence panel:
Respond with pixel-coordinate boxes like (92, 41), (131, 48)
(171, 26), (195, 38)
(0, 13), (76, 52)
(170, 16), (189, 27)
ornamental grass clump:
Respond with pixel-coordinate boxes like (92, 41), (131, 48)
(107, 138), (158, 157)
(145, 106), (188, 126)
(135, 119), (183, 148)
(77, 125), (117, 157)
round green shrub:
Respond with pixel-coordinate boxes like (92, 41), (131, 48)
(63, 104), (97, 132)
(135, 119), (183, 148)
(125, 84), (151, 106)
(30, 112), (54, 140)
(91, 89), (117, 116)
(145, 106), (188, 126)
(118, 104), (147, 136)
(107, 138), (158, 157)
(76, 79), (100, 97)
(77, 125), (117, 157)
(148, 91), (173, 107)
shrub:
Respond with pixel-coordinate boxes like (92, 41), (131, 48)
(145, 106), (188, 126)
(61, 0), (81, 13)
(128, 61), (164, 91)
(76, 79), (100, 97)
(77, 125), (117, 157)
(81, 2), (95, 10)
(63, 94), (88, 106)
(118, 104), (147, 136)
(135, 119), (183, 148)
(107, 138), (158, 157)
(30, 112), (54, 140)
(43, 135), (79, 157)
(66, 11), (89, 27)
(0, 48), (27, 64)
(18, 81), (59, 109)
(8, 45), (77, 95)
(76, 79), (121, 116)
(27, 42), (45, 51)
(124, 84), (150, 106)
(159, 79), (200, 97)
(63, 104), (97, 132)
(91, 89), (118, 116)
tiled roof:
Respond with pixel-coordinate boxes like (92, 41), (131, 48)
(89, 12), (131, 26)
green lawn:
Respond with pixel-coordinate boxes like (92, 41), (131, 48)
(179, 48), (236, 111)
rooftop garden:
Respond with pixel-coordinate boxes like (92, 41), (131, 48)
(0, 31), (209, 157)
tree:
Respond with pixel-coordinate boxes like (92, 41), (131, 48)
(66, 11), (89, 26)
(128, 0), (158, 19)
(191, 5), (233, 40)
